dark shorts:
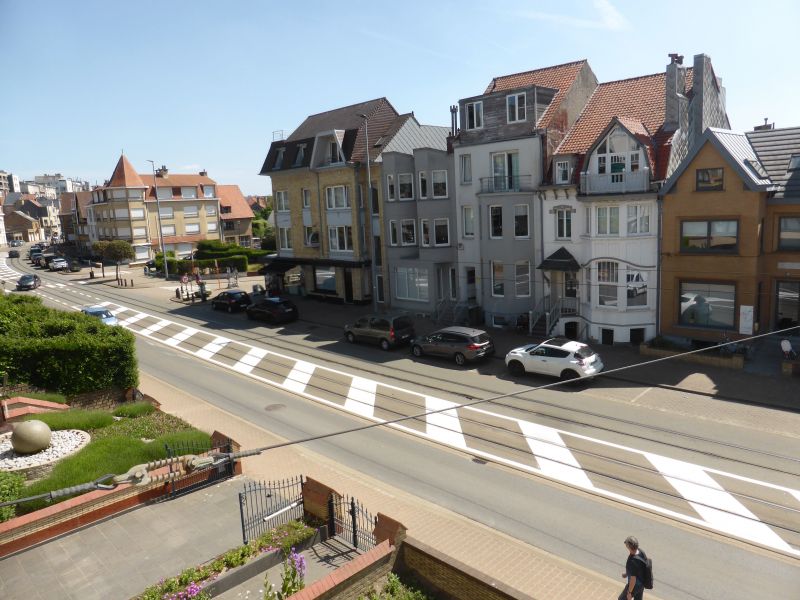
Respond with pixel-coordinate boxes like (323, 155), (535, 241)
(618, 585), (644, 600)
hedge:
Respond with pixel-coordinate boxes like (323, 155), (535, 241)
(0, 472), (25, 522)
(0, 295), (138, 395)
(194, 240), (268, 261)
(155, 255), (248, 275)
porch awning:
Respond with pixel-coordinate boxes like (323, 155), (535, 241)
(258, 258), (298, 275)
(537, 247), (580, 271)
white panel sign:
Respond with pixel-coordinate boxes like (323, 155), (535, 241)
(739, 305), (754, 335)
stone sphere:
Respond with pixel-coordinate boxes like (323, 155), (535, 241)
(11, 420), (52, 454)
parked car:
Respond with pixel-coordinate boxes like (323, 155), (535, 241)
(245, 297), (298, 324)
(411, 326), (495, 366)
(49, 258), (69, 271)
(210, 289), (252, 313)
(16, 274), (41, 290)
(505, 337), (604, 381)
(81, 305), (119, 326)
(344, 313), (415, 351)
(9, 240), (22, 247)
(29, 252), (43, 264)
(8, 250), (20, 258)
(68, 261), (83, 272)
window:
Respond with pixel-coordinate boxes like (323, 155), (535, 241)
(395, 267), (429, 301)
(161, 224), (176, 236)
(418, 172), (428, 199)
(181, 187), (197, 199)
(460, 154), (472, 184)
(626, 270), (648, 307)
(387, 175), (395, 201)
(627, 204), (650, 234)
(129, 207), (145, 219)
(278, 227), (292, 249)
(314, 267), (336, 292)
(388, 220), (398, 246)
(203, 185), (215, 198)
(159, 206), (173, 219)
(779, 217), (800, 250)
(376, 273), (385, 303)
(597, 155), (606, 175)
(328, 141), (341, 164)
(490, 206), (503, 238)
(557, 209), (572, 239)
(610, 155), (626, 183)
(156, 187), (172, 200)
(507, 92), (526, 123)
(597, 261), (618, 306)
(788, 155), (800, 171)
(133, 227), (147, 238)
(630, 153), (640, 172)
(116, 226), (131, 237)
(514, 204), (529, 238)
(401, 219), (416, 245)
(293, 145), (306, 167)
(679, 282), (735, 328)
(465, 101), (483, 130)
(596, 206), (619, 235)
(304, 226), (318, 246)
(325, 185), (349, 209)
(398, 173), (413, 200)
(273, 191), (287, 211)
(111, 189), (126, 199)
(462, 205), (475, 237)
(432, 170), (447, 198)
(114, 208), (129, 219)
(584, 206), (591, 235)
(185, 223), (200, 234)
(556, 161), (570, 184)
(681, 220), (738, 252)
(328, 226), (353, 251)
(207, 221), (218, 232)
(302, 189), (311, 208)
(515, 261), (530, 297)
(491, 261), (504, 297)
(205, 205), (217, 216)
(274, 148), (285, 169)
(696, 168), (724, 191)
(491, 151), (520, 192)
(183, 205), (198, 218)
(420, 219), (430, 246)
(434, 218), (449, 246)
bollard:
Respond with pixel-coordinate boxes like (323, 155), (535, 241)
(130, 279), (134, 287)
(124, 279), (127, 287)
(175, 288), (180, 299)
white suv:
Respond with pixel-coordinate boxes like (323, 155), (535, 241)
(505, 337), (604, 381)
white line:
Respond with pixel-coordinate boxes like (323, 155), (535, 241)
(119, 312), (148, 327)
(283, 360), (315, 393)
(110, 306), (131, 316)
(139, 319), (171, 337)
(232, 347), (268, 375)
(164, 327), (199, 347)
(518, 421), (594, 488)
(195, 336), (229, 360)
(345, 377), (377, 418)
(425, 396), (467, 448)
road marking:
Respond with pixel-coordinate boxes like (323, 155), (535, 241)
(164, 327), (200, 347)
(283, 360), (315, 394)
(119, 312), (148, 327)
(196, 336), (229, 360)
(425, 396), (467, 448)
(518, 421), (594, 488)
(139, 319), (171, 337)
(345, 377), (377, 418)
(232, 347), (268, 375)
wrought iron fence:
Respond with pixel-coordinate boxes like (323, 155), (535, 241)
(238, 476), (304, 545)
(164, 438), (235, 500)
(327, 494), (377, 551)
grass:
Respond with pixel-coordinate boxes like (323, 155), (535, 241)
(24, 409), (114, 431)
(112, 402), (156, 418)
(12, 391), (68, 404)
(91, 412), (197, 441)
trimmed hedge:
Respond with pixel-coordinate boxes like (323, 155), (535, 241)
(194, 239), (268, 261)
(155, 255), (248, 275)
(0, 295), (138, 395)
(0, 472), (25, 523)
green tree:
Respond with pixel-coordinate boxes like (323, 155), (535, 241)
(91, 241), (110, 277)
(260, 222), (276, 251)
(104, 240), (135, 279)
(252, 218), (267, 239)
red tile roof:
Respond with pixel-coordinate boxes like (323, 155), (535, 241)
(217, 185), (254, 220)
(484, 60), (588, 128)
(107, 155), (146, 188)
(143, 173), (218, 200)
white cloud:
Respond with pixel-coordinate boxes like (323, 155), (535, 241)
(518, 0), (629, 31)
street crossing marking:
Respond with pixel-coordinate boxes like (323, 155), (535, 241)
(196, 336), (229, 360)
(119, 312), (148, 327)
(283, 360), (315, 394)
(345, 377), (377, 418)
(518, 421), (594, 488)
(425, 396), (467, 449)
(139, 319), (171, 337)
(164, 327), (200, 347)
(232, 347), (268, 375)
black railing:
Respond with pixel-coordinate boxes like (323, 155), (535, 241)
(238, 476), (305, 545)
(479, 174), (533, 193)
(327, 494), (377, 551)
(164, 438), (235, 500)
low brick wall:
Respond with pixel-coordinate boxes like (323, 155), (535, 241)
(639, 343), (744, 369)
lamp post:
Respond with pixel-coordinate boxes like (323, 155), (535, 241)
(147, 160), (169, 280)
(358, 113), (378, 310)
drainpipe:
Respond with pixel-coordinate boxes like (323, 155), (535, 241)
(655, 196), (663, 338)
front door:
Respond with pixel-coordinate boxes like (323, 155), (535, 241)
(344, 269), (354, 303)
(466, 267), (476, 302)
(776, 281), (800, 329)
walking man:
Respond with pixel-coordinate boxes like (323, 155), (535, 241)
(619, 535), (647, 600)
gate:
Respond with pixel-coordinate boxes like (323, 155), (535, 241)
(238, 476), (304, 545)
(327, 494), (377, 551)
(164, 438), (235, 499)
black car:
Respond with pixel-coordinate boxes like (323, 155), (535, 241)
(211, 289), (252, 313)
(9, 240), (22, 247)
(16, 274), (41, 291)
(246, 297), (299, 324)
(8, 250), (20, 258)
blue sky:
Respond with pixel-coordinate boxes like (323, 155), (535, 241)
(2, 0), (798, 195)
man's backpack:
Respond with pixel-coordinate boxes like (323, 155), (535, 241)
(635, 551), (654, 589)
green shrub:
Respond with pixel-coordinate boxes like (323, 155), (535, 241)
(13, 391), (68, 404)
(91, 412), (196, 441)
(156, 255), (249, 275)
(361, 573), (434, 600)
(24, 409), (114, 431)
(113, 402), (155, 418)
(0, 472), (25, 522)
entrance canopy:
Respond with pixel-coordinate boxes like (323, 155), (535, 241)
(537, 247), (580, 271)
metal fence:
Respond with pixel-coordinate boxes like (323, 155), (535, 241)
(238, 476), (305, 545)
(328, 494), (377, 551)
(164, 438), (235, 500)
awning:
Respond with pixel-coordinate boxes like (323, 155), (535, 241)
(259, 259), (297, 275)
(537, 247), (580, 271)
(258, 255), (372, 274)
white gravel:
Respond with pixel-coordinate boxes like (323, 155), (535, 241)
(0, 429), (90, 470)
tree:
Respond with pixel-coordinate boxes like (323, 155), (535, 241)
(104, 240), (135, 279)
(91, 241), (110, 277)
(252, 218), (267, 240)
(260, 222), (276, 251)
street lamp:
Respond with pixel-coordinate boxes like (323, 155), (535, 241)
(147, 160), (169, 280)
(358, 113), (378, 310)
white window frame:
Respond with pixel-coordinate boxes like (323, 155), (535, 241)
(597, 260), (618, 307)
(156, 187), (172, 200)
(398, 173), (413, 200)
(557, 208), (572, 239)
(161, 224), (176, 236)
(401, 218), (416, 246)
(460, 154), (472, 184)
(203, 185), (215, 198)
(183, 205), (198, 218)
(325, 185), (349, 209)
(506, 92), (526, 123)
(130, 207), (145, 219)
(181, 186), (197, 199)
(432, 170), (448, 198)
(514, 204), (529, 239)
(490, 205), (503, 239)
(159, 206), (173, 219)
(205, 205), (217, 216)
(207, 221), (218, 232)
(395, 267), (429, 302)
(465, 101), (483, 130)
(462, 205), (475, 238)
(389, 220), (398, 246)
(418, 171), (428, 199)
(556, 161), (570, 184)
(515, 261), (530, 297)
(276, 190), (289, 212)
(386, 174), (396, 201)
(491, 261), (504, 297)
(328, 225), (353, 252)
(596, 205), (620, 236)
(302, 189), (311, 208)
(278, 227), (292, 250)
(434, 218), (450, 247)
(627, 204), (650, 235)
(420, 219), (430, 247)
(185, 223), (200, 234)
(132, 227), (147, 238)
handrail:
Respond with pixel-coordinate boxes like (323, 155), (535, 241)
(545, 298), (561, 336)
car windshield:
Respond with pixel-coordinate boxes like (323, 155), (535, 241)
(94, 310), (113, 319)
(393, 316), (413, 329)
(574, 347), (596, 359)
(471, 333), (491, 343)
(20, 276), (33, 282)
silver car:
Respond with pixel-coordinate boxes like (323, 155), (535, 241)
(81, 306), (119, 326)
(411, 326), (495, 366)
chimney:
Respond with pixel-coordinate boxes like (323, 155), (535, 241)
(753, 118), (774, 131)
(199, 169), (208, 176)
(156, 165), (168, 178)
(450, 104), (458, 136)
(664, 53), (686, 131)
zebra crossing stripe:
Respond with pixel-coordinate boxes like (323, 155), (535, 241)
(283, 360), (315, 394)
(164, 327), (199, 347)
(518, 421), (594, 488)
(232, 347), (268, 375)
(139, 319), (171, 337)
(196, 336), (229, 360)
(425, 396), (467, 449)
(119, 313), (148, 327)
(345, 377), (377, 418)
(644, 453), (794, 552)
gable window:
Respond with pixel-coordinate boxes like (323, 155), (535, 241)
(278, 227), (292, 249)
(432, 170), (447, 198)
(610, 155), (626, 183)
(627, 204), (650, 234)
(276, 190), (289, 212)
(325, 185), (349, 209)
(630, 153), (640, 172)
(203, 185), (215, 198)
(302, 188), (311, 208)
(490, 205), (503, 238)
(514, 204), (529, 238)
(398, 173), (413, 200)
(293, 144), (306, 167)
(594, 127), (642, 182)
(387, 175), (395, 201)
(557, 208), (572, 239)
(779, 217), (800, 250)
(418, 171), (428, 199)
(681, 220), (738, 252)
(507, 92), (526, 123)
(696, 168), (724, 191)
(389, 220), (398, 246)
(491, 261), (504, 297)
(462, 205), (475, 237)
(556, 161), (570, 184)
(328, 226), (353, 251)
(597, 261), (618, 306)
(274, 148), (285, 169)
(434, 218), (449, 246)
(420, 219), (430, 246)
(466, 101), (483, 130)
(515, 261), (530, 297)
(401, 219), (416, 245)
(596, 206), (619, 236)
(460, 154), (472, 184)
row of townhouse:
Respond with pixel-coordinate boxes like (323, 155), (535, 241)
(56, 155), (255, 259)
(2, 193), (59, 242)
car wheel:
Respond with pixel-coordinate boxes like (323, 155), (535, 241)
(454, 352), (466, 366)
(345, 332), (356, 344)
(227, 305), (233, 314)
(411, 345), (423, 358)
(380, 338), (390, 351)
(508, 360), (525, 377)
(560, 369), (580, 382)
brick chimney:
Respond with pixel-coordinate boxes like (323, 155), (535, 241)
(199, 169), (208, 176)
(664, 53), (686, 131)
(156, 165), (168, 178)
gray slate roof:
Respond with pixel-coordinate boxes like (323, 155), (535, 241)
(746, 126), (800, 199)
(378, 116), (449, 160)
(286, 98), (386, 142)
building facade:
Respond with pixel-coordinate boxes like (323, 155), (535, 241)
(218, 184), (255, 247)
(5, 211), (43, 242)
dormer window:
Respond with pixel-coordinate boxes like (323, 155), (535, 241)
(788, 154), (800, 171)
(592, 127), (643, 182)
(293, 145), (305, 167)
(507, 93), (526, 123)
(274, 148), (285, 169)
(465, 101), (483, 130)
(328, 140), (342, 164)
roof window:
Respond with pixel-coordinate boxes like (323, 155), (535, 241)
(788, 154), (800, 171)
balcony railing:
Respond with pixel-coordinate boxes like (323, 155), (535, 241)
(580, 170), (650, 194)
(479, 174), (533, 194)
